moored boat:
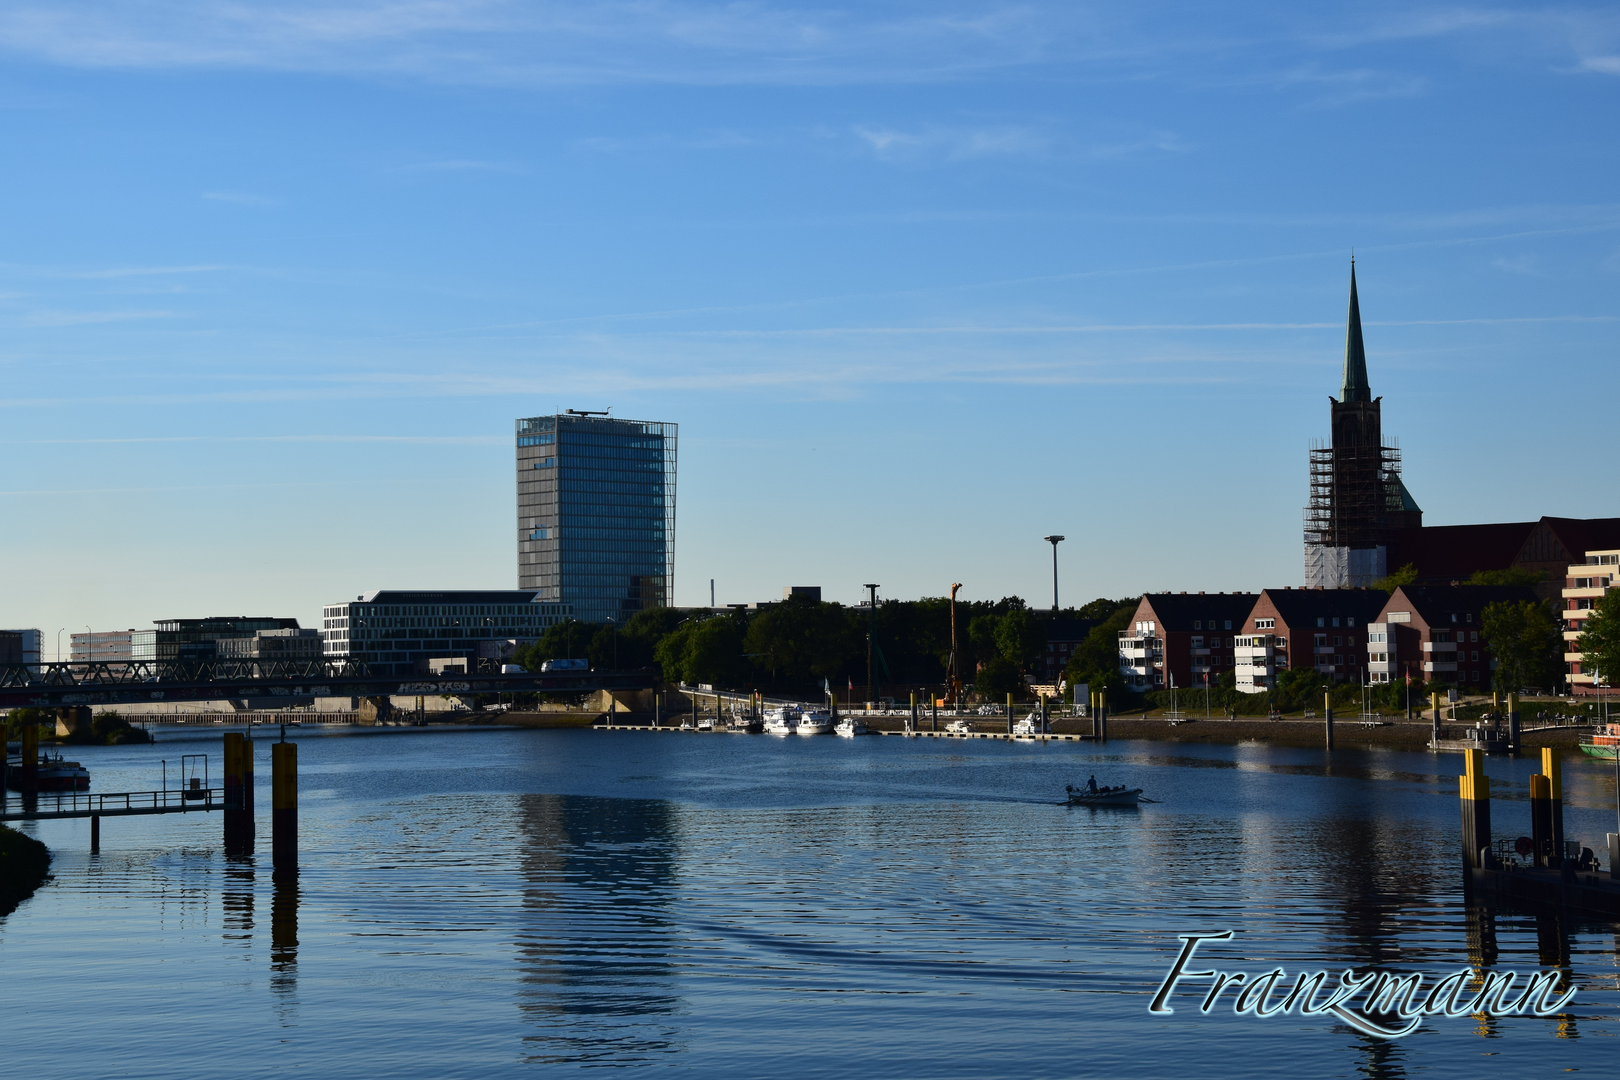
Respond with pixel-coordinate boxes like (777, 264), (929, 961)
(834, 717), (869, 737)
(797, 710), (834, 735)
(763, 706), (800, 735)
(5, 750), (91, 793)
(1065, 783), (1142, 807)
(1012, 711), (1048, 736)
(1579, 723), (1620, 760)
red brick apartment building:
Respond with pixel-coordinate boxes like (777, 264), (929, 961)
(1564, 548), (1619, 692)
(1366, 585), (1539, 689)
(1232, 588), (1390, 691)
(1118, 593), (1258, 692)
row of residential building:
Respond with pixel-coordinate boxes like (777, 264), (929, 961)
(1118, 547), (1620, 695)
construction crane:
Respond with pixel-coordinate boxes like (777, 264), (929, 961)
(943, 583), (964, 706)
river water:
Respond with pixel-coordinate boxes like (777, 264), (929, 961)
(4, 727), (1619, 1078)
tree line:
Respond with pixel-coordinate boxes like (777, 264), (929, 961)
(511, 594), (1140, 701)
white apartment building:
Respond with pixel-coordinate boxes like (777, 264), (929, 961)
(1564, 548), (1619, 691)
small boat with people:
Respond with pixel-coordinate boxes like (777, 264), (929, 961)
(763, 706), (800, 735)
(1065, 777), (1143, 807)
(796, 709), (834, 735)
(834, 716), (870, 737)
(1579, 722), (1620, 760)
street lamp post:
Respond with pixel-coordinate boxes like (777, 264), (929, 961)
(863, 584), (880, 705)
(1042, 536), (1065, 613)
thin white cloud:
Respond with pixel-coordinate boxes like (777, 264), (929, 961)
(854, 123), (1055, 161)
(1578, 55), (1620, 74)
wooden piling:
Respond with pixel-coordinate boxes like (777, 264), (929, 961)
(1431, 691), (1442, 744)
(223, 732), (252, 855)
(931, 697), (938, 731)
(1459, 748), (1490, 874)
(910, 692), (918, 734)
(20, 721), (39, 791)
(1324, 692), (1334, 749)
(1099, 691), (1108, 741)
(1508, 691), (1521, 752)
(90, 813), (101, 854)
(272, 739), (297, 878)
(1006, 693), (1014, 735)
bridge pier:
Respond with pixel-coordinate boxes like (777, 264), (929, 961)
(54, 706), (92, 739)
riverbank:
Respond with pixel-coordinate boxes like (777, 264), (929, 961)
(0, 826), (50, 915)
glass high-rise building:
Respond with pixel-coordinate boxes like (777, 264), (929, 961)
(516, 411), (677, 625)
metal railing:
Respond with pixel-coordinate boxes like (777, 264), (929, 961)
(0, 787), (233, 820)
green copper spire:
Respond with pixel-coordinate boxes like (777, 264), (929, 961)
(1341, 261), (1370, 403)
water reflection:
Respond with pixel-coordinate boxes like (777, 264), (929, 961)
(513, 794), (680, 1065)
(271, 878), (298, 1001)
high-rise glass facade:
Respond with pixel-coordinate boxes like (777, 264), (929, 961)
(516, 413), (677, 625)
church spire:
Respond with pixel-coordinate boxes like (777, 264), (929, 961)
(1341, 260), (1370, 403)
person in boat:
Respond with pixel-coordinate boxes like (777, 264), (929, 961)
(1086, 776), (1098, 793)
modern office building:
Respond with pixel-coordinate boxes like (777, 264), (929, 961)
(215, 628), (323, 661)
(321, 590), (570, 675)
(1304, 264), (1422, 588)
(71, 629), (138, 663)
(516, 410), (677, 625)
(1, 628), (42, 667)
(131, 617), (302, 663)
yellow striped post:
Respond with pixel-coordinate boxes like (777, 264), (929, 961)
(1541, 747), (1564, 867)
(272, 740), (297, 878)
(1530, 773), (1553, 868)
(1459, 748), (1491, 872)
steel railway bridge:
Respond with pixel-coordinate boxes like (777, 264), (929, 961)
(0, 659), (652, 711)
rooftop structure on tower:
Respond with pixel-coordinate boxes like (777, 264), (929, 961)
(1304, 265), (1423, 587)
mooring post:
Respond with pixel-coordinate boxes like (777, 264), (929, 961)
(20, 721), (39, 792)
(1099, 691), (1108, 742)
(1040, 694), (1049, 735)
(1530, 772), (1552, 868)
(1508, 691), (1521, 752)
(1090, 692), (1099, 740)
(909, 692), (917, 734)
(931, 696), (938, 732)
(1005, 693), (1014, 735)
(272, 736), (297, 879)
(654, 691), (660, 729)
(1431, 691), (1443, 745)
(1459, 748), (1490, 880)
(1542, 747), (1564, 869)
(1324, 691), (1334, 749)
(243, 727), (255, 847)
(223, 732), (247, 854)
(90, 813), (101, 854)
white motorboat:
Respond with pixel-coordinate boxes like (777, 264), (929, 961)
(945, 719), (973, 735)
(797, 709), (834, 735)
(834, 717), (869, 737)
(763, 706), (800, 735)
(1012, 711), (1048, 736)
(1065, 784), (1143, 807)
(696, 716), (714, 731)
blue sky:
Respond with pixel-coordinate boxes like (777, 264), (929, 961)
(2, 2), (1617, 647)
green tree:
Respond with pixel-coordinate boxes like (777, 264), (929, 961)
(1578, 588), (1620, 687)
(513, 618), (592, 671)
(654, 613), (750, 687)
(1064, 601), (1135, 695)
(1481, 599), (1561, 693)
(742, 599), (857, 688)
(993, 608), (1043, 671)
(1273, 667), (1328, 712)
(1371, 563), (1418, 593)
(974, 656), (1024, 701)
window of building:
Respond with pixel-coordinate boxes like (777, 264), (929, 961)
(1223, 620), (1231, 630)
(1192, 636), (1204, 648)
(1471, 651), (1479, 662)
(1193, 620), (1202, 629)
(1256, 618), (1275, 629)
(1347, 617), (1356, 627)
(1333, 635), (1343, 646)
(1316, 617), (1325, 627)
